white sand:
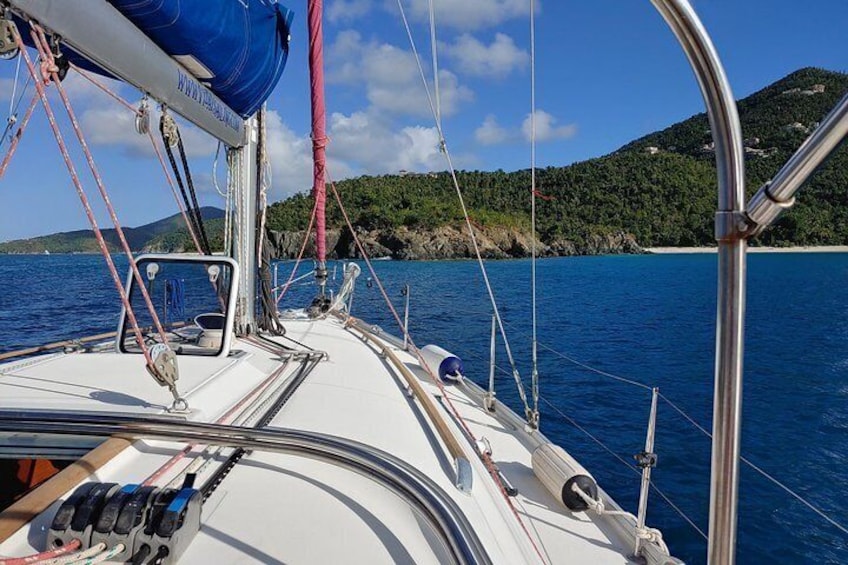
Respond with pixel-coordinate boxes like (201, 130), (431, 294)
(645, 246), (848, 254)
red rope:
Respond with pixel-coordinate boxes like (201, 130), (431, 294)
(0, 538), (81, 565)
(30, 26), (170, 347)
(275, 198), (319, 306)
(0, 93), (38, 180)
(13, 25), (154, 367)
(69, 64), (140, 115)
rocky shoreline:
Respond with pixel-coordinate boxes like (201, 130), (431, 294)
(267, 225), (643, 260)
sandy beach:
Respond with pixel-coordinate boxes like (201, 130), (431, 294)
(645, 246), (848, 254)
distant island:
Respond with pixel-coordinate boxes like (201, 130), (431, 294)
(2, 67), (846, 259)
(0, 207), (224, 254)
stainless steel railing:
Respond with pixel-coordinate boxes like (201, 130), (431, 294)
(0, 411), (492, 565)
(648, 2), (848, 564)
(648, 3), (746, 563)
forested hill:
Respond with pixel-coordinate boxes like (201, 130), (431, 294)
(0, 207), (224, 254)
(267, 67), (848, 251)
(5, 68), (843, 256)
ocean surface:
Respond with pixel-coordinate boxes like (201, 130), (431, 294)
(1, 253), (847, 564)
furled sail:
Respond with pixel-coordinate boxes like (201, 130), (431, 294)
(14, 0), (293, 119)
(106, 0), (294, 117)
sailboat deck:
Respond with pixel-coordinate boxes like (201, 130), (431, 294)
(0, 316), (652, 563)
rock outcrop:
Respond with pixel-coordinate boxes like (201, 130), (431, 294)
(267, 225), (643, 260)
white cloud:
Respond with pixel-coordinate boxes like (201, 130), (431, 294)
(262, 109), (447, 199)
(442, 33), (528, 78)
(403, 0), (538, 30)
(80, 105), (217, 158)
(1, 68), (215, 158)
(327, 30), (472, 118)
(327, 0), (373, 22)
(474, 114), (509, 145)
(475, 111), (576, 145)
(60, 72), (126, 103)
(522, 109), (577, 142)
(80, 106), (154, 156)
(74, 101), (446, 200)
(264, 110), (315, 197)
(78, 106), (316, 200)
(0, 69), (121, 110)
(327, 110), (444, 173)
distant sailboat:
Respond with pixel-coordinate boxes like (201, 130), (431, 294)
(42, 250), (49, 255)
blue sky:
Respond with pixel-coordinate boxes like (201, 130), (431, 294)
(0, 0), (846, 241)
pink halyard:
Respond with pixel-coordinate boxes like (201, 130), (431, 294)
(307, 0), (328, 282)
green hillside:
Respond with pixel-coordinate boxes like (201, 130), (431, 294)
(267, 67), (848, 248)
(5, 68), (846, 254)
(0, 207), (224, 253)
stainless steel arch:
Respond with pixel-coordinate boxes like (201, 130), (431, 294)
(648, 2), (746, 564)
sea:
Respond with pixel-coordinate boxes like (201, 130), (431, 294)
(1, 252), (846, 564)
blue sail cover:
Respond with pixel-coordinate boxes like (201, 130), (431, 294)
(103, 0), (293, 118)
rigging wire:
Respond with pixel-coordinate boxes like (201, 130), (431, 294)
(147, 129), (203, 253)
(540, 394), (710, 541)
(468, 323), (848, 540)
(529, 0), (540, 425)
(8, 49), (21, 117)
(658, 391), (848, 537)
(395, 0), (534, 424)
(427, 0), (441, 126)
(536, 341), (654, 391)
(212, 141), (226, 197)
(0, 57), (36, 178)
(69, 64), (137, 115)
(223, 149), (234, 256)
(275, 197), (319, 306)
(0, 52), (30, 146)
(0, 93), (37, 180)
(255, 107), (286, 335)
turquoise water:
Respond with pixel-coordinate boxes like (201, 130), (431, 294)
(2, 253), (847, 563)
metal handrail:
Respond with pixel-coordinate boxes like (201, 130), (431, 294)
(0, 411), (491, 565)
(746, 91), (848, 232)
(648, 2), (747, 564)
(648, 4), (847, 564)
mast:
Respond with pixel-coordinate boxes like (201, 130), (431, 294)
(230, 117), (260, 334)
(307, 0), (328, 294)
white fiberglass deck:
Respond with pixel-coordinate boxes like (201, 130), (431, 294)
(0, 316), (664, 563)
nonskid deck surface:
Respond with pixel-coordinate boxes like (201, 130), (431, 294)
(0, 317), (642, 563)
